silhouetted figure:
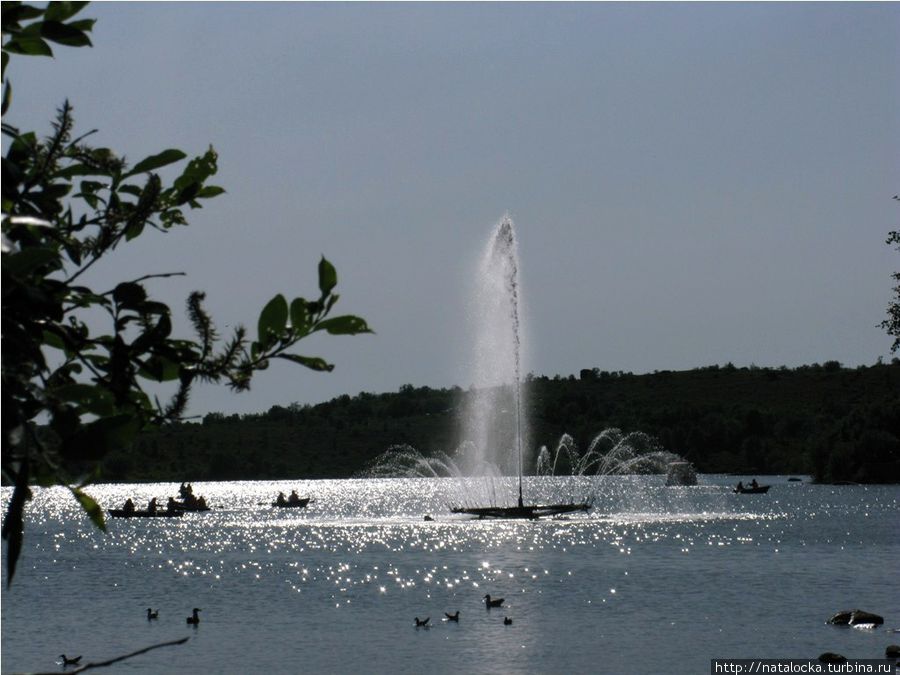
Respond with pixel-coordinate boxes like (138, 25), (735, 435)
(288, 490), (301, 504)
(444, 611), (459, 622)
(123, 498), (135, 515)
(167, 497), (178, 512)
(59, 655), (82, 666)
(196, 496), (207, 510)
(483, 594), (504, 608)
(504, 616), (513, 625)
(147, 498), (158, 515)
(276, 492), (287, 506)
(147, 608), (159, 620)
(186, 608), (201, 625)
(750, 478), (759, 489)
(736, 481), (744, 492)
(178, 482), (190, 499)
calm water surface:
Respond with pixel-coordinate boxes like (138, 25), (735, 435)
(2, 476), (898, 674)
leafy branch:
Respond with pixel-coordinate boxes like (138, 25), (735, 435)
(1, 2), (371, 586)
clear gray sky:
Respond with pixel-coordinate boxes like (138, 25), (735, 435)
(7, 2), (899, 416)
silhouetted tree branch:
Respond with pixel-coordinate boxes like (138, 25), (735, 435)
(26, 637), (190, 675)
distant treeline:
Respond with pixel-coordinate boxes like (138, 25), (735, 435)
(100, 361), (900, 484)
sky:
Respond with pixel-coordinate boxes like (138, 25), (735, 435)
(6, 2), (899, 417)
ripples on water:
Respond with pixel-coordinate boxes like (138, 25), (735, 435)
(2, 477), (898, 674)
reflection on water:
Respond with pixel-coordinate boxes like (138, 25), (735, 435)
(2, 476), (898, 674)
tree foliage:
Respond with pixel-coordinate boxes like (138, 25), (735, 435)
(1, 2), (371, 585)
(881, 195), (900, 352)
(97, 362), (900, 486)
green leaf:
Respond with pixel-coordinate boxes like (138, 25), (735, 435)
(138, 356), (180, 382)
(125, 148), (187, 177)
(290, 298), (309, 333)
(173, 146), (218, 192)
(318, 256), (337, 297)
(2, 475), (32, 588)
(196, 185), (225, 199)
(44, 2), (91, 22)
(4, 35), (53, 56)
(112, 281), (147, 307)
(66, 19), (96, 33)
(4, 247), (60, 276)
(3, 4), (45, 26)
(39, 20), (92, 47)
(53, 383), (115, 416)
(257, 294), (288, 347)
(124, 221), (144, 241)
(275, 353), (335, 372)
(42, 330), (66, 350)
(69, 487), (106, 533)
(315, 315), (372, 335)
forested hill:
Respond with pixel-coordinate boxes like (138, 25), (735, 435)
(102, 361), (900, 484)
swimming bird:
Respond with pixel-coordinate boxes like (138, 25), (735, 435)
(444, 611), (459, 622)
(186, 608), (201, 625)
(59, 655), (82, 666)
(504, 617), (513, 625)
(483, 594), (504, 608)
(414, 617), (430, 628)
(147, 608), (159, 620)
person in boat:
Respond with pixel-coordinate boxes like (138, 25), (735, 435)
(196, 496), (207, 510)
(288, 490), (301, 504)
(167, 496), (178, 512)
(147, 497), (158, 515)
(178, 482), (189, 499)
(750, 478), (759, 489)
(123, 498), (136, 515)
(736, 481), (744, 492)
(276, 492), (287, 506)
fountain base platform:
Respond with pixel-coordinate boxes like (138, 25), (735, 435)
(450, 502), (591, 520)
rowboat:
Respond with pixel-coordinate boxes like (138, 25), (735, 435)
(168, 500), (211, 512)
(272, 498), (310, 509)
(734, 485), (770, 494)
(108, 509), (184, 518)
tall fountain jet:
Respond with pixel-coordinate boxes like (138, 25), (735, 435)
(455, 215), (590, 519)
(464, 215), (527, 501)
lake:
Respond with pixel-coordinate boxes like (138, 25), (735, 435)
(2, 476), (897, 674)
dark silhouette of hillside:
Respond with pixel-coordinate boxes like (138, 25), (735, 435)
(101, 361), (900, 484)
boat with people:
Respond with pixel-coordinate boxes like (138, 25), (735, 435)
(272, 490), (310, 508)
(167, 498), (211, 512)
(108, 508), (184, 518)
(272, 498), (310, 508)
(109, 496), (184, 518)
(168, 483), (211, 512)
(734, 485), (770, 494)
(734, 479), (770, 494)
